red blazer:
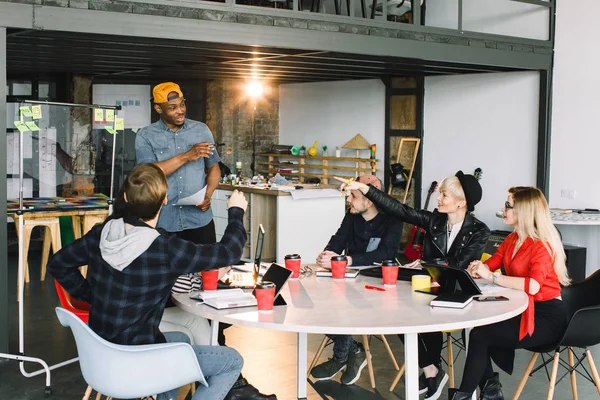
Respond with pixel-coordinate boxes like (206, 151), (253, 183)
(485, 232), (562, 340)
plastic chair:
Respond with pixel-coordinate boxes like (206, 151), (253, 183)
(55, 307), (207, 400)
(54, 280), (90, 323)
(309, 335), (400, 388)
(513, 270), (600, 399)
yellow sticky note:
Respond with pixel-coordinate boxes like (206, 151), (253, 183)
(19, 106), (32, 117)
(32, 105), (42, 119)
(25, 121), (40, 131)
(115, 118), (124, 131)
(14, 121), (29, 133)
(94, 108), (104, 122)
(105, 109), (115, 122)
(105, 127), (117, 135)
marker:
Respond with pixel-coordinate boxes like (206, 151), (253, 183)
(365, 285), (385, 292)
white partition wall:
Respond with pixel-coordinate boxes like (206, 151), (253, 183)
(423, 71), (540, 231)
(279, 79), (385, 181)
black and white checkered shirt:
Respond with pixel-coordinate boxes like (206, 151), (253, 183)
(48, 207), (246, 346)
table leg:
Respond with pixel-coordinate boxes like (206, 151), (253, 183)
(404, 333), (419, 400)
(297, 332), (307, 399)
(210, 321), (219, 346)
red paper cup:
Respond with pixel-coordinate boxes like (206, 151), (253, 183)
(284, 254), (301, 279)
(330, 255), (347, 280)
(201, 270), (219, 291)
(382, 266), (399, 286)
(255, 281), (276, 312)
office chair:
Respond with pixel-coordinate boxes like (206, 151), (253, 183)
(513, 270), (600, 399)
(55, 307), (207, 400)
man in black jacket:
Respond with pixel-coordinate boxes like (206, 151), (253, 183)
(311, 175), (403, 386)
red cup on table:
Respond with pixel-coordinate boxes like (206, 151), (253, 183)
(381, 259), (399, 286)
(284, 254), (302, 280)
(255, 281), (276, 312)
(201, 270), (219, 291)
(330, 255), (348, 280)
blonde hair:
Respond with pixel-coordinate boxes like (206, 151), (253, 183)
(509, 186), (570, 286)
(438, 176), (466, 201)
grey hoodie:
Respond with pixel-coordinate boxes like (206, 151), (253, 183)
(99, 218), (160, 271)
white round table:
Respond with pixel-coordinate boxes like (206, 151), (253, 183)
(173, 273), (528, 400)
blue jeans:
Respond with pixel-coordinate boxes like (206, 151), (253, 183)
(158, 332), (243, 400)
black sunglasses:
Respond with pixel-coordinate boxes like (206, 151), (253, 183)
(504, 201), (514, 210)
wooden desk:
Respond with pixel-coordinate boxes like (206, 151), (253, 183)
(174, 273), (528, 400)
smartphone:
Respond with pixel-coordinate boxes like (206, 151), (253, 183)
(475, 296), (509, 302)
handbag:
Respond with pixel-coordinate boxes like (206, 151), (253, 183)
(390, 163), (408, 188)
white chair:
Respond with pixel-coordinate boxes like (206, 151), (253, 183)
(55, 307), (207, 400)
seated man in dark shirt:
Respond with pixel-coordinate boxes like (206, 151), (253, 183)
(311, 175), (403, 385)
(48, 163), (248, 400)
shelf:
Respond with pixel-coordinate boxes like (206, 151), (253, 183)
(257, 152), (381, 184)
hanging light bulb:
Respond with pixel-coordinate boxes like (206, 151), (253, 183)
(246, 80), (263, 98)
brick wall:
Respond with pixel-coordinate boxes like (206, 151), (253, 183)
(206, 79), (279, 178)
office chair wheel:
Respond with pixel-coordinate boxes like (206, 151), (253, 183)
(44, 386), (52, 395)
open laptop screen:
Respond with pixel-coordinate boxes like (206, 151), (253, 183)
(253, 224), (265, 284)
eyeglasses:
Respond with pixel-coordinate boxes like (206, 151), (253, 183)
(504, 201), (514, 210)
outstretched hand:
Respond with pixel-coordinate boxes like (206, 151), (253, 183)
(227, 190), (248, 212)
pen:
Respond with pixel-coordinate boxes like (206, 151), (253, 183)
(365, 285), (385, 292)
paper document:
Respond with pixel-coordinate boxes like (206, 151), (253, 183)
(177, 185), (207, 206)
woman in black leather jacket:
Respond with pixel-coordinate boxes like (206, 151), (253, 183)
(343, 171), (490, 400)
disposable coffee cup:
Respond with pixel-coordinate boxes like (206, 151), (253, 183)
(201, 270), (219, 291)
(330, 255), (348, 280)
(412, 274), (431, 291)
(255, 281), (276, 312)
(381, 259), (399, 286)
(284, 254), (302, 280)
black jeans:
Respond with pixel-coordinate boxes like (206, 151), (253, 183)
(398, 332), (443, 368)
(459, 299), (567, 394)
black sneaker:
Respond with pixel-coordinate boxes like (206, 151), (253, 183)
(419, 372), (428, 394)
(424, 368), (448, 400)
(340, 345), (369, 385)
(310, 358), (347, 381)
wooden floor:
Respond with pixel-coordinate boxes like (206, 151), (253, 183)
(1, 251), (599, 400)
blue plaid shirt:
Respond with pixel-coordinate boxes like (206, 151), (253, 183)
(48, 208), (246, 346)
(135, 118), (221, 232)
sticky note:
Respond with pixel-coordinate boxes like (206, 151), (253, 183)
(131, 127), (139, 133)
(32, 105), (42, 119)
(94, 109), (104, 122)
(14, 121), (29, 133)
(115, 118), (124, 131)
(105, 127), (117, 135)
(19, 106), (32, 117)
(105, 109), (115, 122)
(25, 121), (40, 131)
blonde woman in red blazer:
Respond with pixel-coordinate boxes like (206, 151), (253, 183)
(450, 187), (571, 400)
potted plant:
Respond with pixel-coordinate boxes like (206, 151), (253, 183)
(299, 146), (306, 156)
(322, 145), (328, 156)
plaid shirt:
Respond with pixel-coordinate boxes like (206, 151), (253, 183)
(48, 207), (246, 346)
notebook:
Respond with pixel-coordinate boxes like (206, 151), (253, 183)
(430, 292), (475, 309)
(315, 268), (360, 278)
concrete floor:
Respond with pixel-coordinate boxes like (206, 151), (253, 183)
(1, 252), (599, 400)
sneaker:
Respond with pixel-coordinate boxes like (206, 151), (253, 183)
(419, 372), (428, 394)
(341, 345), (369, 385)
(424, 368), (448, 400)
(311, 358), (347, 381)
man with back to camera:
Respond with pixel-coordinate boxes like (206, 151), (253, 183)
(136, 82), (276, 400)
(311, 175), (403, 385)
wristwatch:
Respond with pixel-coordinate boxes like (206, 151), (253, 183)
(492, 271), (501, 285)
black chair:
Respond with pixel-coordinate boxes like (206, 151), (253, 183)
(513, 269), (600, 399)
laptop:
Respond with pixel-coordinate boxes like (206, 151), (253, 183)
(194, 263), (293, 309)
